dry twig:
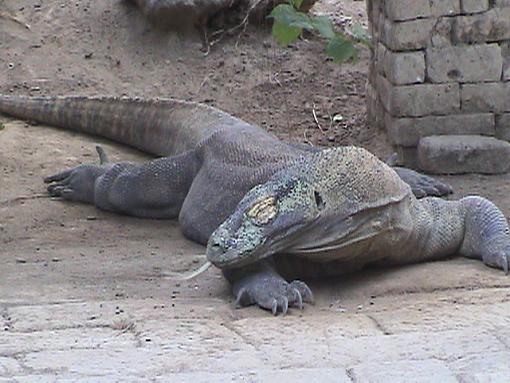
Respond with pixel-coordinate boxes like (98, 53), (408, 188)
(0, 11), (30, 30)
(312, 103), (325, 134)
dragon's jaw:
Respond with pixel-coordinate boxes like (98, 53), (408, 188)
(206, 219), (314, 269)
(207, 199), (408, 269)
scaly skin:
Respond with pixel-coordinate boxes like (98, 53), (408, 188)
(206, 149), (509, 315)
(0, 94), (469, 315)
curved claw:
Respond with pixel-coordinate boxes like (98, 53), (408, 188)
(271, 299), (278, 315)
(293, 288), (303, 310)
(279, 296), (289, 316)
(482, 251), (510, 275)
(47, 185), (66, 197)
(235, 287), (252, 308)
(270, 296), (289, 316)
(95, 145), (109, 165)
(290, 280), (314, 305)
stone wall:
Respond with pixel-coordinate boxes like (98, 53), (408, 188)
(366, 0), (510, 173)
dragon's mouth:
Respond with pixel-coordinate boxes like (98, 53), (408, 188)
(206, 219), (316, 269)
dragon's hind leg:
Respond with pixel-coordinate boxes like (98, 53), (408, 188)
(45, 146), (199, 219)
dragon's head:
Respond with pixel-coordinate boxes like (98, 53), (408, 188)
(206, 175), (325, 269)
(206, 147), (410, 270)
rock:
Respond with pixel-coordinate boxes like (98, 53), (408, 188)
(417, 135), (510, 174)
(387, 113), (495, 147)
(461, 82), (510, 113)
(427, 44), (502, 83)
(496, 113), (510, 142)
(453, 8), (510, 43)
(377, 77), (460, 117)
(461, 0), (489, 14)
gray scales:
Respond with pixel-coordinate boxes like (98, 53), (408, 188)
(0, 95), (508, 315)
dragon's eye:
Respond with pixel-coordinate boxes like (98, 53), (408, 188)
(246, 196), (277, 225)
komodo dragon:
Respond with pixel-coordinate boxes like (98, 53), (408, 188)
(1, 95), (508, 315)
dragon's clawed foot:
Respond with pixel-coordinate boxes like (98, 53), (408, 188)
(235, 276), (314, 315)
(44, 145), (110, 203)
(393, 167), (453, 198)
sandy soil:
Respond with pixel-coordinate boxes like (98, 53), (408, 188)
(1, 1), (510, 380)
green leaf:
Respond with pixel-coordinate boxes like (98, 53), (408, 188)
(291, 0), (304, 9)
(272, 20), (302, 45)
(268, 4), (313, 30)
(350, 23), (372, 47)
(310, 15), (335, 40)
(325, 35), (356, 63)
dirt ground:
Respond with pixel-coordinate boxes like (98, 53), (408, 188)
(1, 0), (510, 381)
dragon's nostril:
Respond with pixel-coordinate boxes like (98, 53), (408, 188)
(226, 238), (237, 248)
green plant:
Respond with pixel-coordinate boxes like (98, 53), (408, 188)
(268, 0), (371, 63)
(0, 122), (5, 131)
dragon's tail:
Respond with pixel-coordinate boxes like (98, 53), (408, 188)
(0, 95), (238, 156)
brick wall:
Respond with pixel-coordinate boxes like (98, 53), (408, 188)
(367, 0), (510, 173)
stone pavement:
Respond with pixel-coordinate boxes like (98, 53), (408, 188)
(1, 284), (509, 381)
(1, 121), (510, 382)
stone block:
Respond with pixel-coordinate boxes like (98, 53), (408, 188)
(366, 83), (382, 130)
(430, 0), (461, 16)
(378, 76), (460, 117)
(427, 44), (503, 83)
(384, 0), (459, 21)
(382, 15), (456, 50)
(430, 17), (455, 47)
(385, 50), (426, 85)
(375, 42), (388, 75)
(368, 0), (382, 38)
(453, 8), (510, 43)
(417, 135), (510, 174)
(496, 113), (510, 141)
(382, 18), (435, 51)
(461, 0), (489, 13)
(387, 113), (495, 146)
(461, 83), (510, 113)
(384, 0), (432, 21)
(493, 0), (510, 7)
(502, 41), (510, 81)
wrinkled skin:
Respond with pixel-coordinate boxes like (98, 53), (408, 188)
(205, 148), (510, 315)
